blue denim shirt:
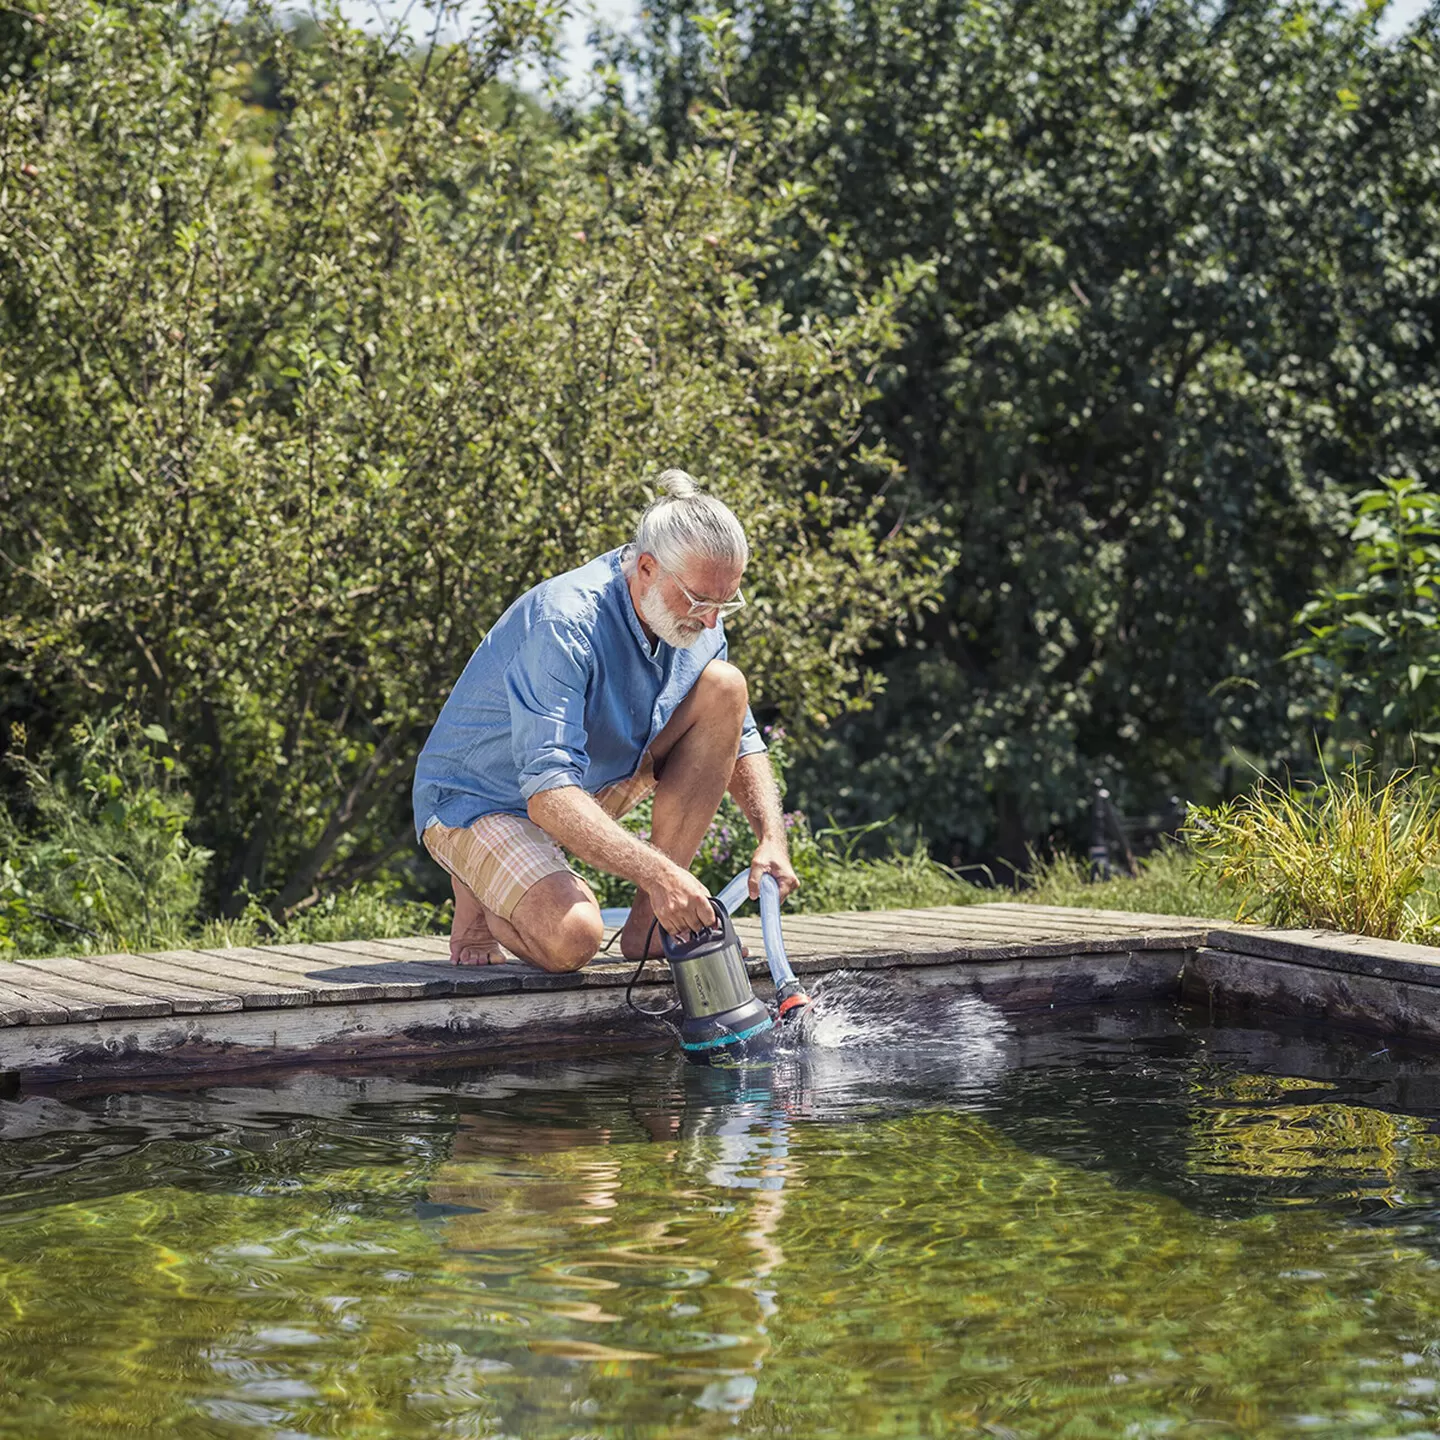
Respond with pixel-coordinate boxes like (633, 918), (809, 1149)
(412, 548), (766, 838)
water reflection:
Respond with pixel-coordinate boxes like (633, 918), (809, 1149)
(5, 1001), (1440, 1436)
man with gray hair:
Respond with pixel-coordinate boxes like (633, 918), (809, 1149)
(412, 470), (800, 972)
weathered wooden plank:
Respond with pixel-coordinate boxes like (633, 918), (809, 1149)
(750, 922), (1040, 966)
(358, 934), (450, 958)
(971, 902), (1219, 931)
(857, 911), (1201, 950)
(775, 913), (1075, 946)
(791, 910), (1210, 953)
(201, 946), (430, 1004)
(196, 942), (455, 1004)
(883, 904), (1213, 938)
(247, 947), (454, 992)
(0, 963), (169, 1020)
(136, 949), (318, 1008)
(8, 955), (240, 1015)
(262, 944), (452, 1002)
(811, 904), (1190, 939)
(309, 941), (537, 997)
(0, 976), (92, 1025)
(308, 938), (457, 967)
(0, 990), (36, 1027)
(730, 913), (891, 960)
(442, 965), (526, 996)
(566, 958), (666, 989)
(762, 915), (1122, 962)
(104, 953), (263, 1008)
(758, 918), (944, 954)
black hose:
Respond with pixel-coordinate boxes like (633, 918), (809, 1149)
(624, 918), (682, 1037)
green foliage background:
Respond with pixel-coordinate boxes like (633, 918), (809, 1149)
(614, 0), (1440, 861)
(3, 0), (1439, 945)
(0, 0), (940, 927)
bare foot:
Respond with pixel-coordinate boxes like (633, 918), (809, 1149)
(453, 943), (509, 966)
(450, 877), (508, 966)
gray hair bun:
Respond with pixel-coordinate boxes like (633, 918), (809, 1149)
(622, 468), (749, 577)
(656, 468), (701, 500)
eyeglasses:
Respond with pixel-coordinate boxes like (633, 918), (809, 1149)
(663, 568), (747, 620)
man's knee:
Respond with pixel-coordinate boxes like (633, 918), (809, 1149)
(534, 906), (604, 972)
(513, 875), (604, 973)
(701, 659), (748, 714)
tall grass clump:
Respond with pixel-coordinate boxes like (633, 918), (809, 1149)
(1183, 769), (1440, 942)
(1014, 845), (1232, 919)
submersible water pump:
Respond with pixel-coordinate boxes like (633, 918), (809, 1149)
(659, 875), (812, 1062)
(660, 898), (774, 1058)
(614, 871), (812, 1063)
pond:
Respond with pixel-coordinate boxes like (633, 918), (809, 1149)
(4, 977), (1440, 1438)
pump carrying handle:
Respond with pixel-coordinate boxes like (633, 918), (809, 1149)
(657, 896), (730, 957)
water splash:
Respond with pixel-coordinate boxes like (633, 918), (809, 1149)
(780, 970), (1009, 1054)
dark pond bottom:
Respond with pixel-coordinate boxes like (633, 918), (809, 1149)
(4, 976), (1440, 1438)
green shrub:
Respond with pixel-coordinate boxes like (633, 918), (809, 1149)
(1184, 769), (1440, 942)
(0, 715), (448, 958)
(1289, 478), (1440, 770)
(242, 883), (447, 948)
(0, 717), (211, 955)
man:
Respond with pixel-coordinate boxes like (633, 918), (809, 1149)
(412, 470), (800, 973)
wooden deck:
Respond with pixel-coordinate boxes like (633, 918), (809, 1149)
(1, 903), (1439, 1085)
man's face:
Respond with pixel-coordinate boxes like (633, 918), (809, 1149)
(637, 552), (746, 649)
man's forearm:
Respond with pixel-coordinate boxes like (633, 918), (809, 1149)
(527, 786), (674, 889)
(728, 751), (786, 845)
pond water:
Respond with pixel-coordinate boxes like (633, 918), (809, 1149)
(5, 979), (1440, 1438)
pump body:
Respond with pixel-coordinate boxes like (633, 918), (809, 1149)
(660, 900), (773, 1060)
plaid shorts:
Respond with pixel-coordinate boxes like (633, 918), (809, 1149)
(422, 756), (657, 921)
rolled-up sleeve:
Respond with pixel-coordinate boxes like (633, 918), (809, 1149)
(506, 620), (593, 801)
(718, 634), (768, 761)
(737, 708), (768, 761)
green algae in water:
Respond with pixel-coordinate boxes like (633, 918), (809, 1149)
(3, 1011), (1440, 1437)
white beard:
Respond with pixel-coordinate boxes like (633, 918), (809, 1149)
(639, 583), (705, 649)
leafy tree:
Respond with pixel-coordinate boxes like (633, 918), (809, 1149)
(0, 1), (941, 914)
(614, 0), (1440, 864)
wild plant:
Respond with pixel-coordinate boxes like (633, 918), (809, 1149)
(1183, 768), (1440, 942)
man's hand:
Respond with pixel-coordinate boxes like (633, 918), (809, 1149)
(748, 837), (800, 903)
(649, 861), (719, 939)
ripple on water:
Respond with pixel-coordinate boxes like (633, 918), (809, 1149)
(2, 1005), (1440, 1438)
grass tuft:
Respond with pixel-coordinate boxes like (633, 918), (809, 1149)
(1183, 768), (1440, 943)
(1010, 845), (1231, 919)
